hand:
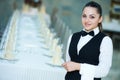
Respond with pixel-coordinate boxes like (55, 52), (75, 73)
(62, 61), (80, 72)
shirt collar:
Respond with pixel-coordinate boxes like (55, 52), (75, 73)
(83, 27), (100, 36)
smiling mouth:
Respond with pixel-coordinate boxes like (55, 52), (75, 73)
(85, 23), (91, 27)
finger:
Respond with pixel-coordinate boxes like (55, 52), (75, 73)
(62, 63), (65, 66)
(62, 62), (67, 66)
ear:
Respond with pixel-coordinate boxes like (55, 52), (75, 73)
(99, 16), (103, 23)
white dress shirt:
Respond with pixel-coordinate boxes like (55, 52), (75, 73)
(65, 27), (113, 80)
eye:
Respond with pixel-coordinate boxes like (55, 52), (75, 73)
(90, 16), (95, 19)
(82, 14), (86, 18)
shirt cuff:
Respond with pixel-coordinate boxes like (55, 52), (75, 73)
(81, 75), (94, 80)
(80, 63), (96, 79)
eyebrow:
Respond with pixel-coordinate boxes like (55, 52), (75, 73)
(89, 14), (96, 16)
(82, 13), (96, 16)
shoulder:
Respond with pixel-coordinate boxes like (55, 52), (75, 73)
(100, 35), (113, 51)
(72, 31), (82, 37)
(69, 31), (82, 42)
(102, 36), (112, 43)
(98, 32), (107, 37)
(100, 32), (112, 42)
(100, 32), (113, 46)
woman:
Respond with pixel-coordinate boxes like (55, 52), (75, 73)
(62, 1), (113, 80)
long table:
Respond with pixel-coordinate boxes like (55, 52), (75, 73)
(0, 10), (66, 80)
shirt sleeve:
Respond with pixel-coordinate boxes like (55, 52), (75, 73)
(94, 36), (113, 77)
(80, 63), (96, 80)
(80, 36), (113, 79)
(65, 35), (72, 62)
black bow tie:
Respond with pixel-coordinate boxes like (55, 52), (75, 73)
(81, 30), (94, 36)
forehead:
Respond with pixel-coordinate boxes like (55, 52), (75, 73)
(82, 7), (98, 14)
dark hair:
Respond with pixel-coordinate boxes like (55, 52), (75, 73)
(24, 0), (42, 7)
(83, 1), (103, 31)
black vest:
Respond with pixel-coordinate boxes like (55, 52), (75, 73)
(65, 31), (106, 80)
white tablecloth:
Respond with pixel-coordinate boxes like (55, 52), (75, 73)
(0, 11), (66, 80)
(0, 52), (66, 80)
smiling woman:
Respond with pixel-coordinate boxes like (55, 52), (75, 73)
(62, 1), (113, 80)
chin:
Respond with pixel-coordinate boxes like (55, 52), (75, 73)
(85, 28), (91, 31)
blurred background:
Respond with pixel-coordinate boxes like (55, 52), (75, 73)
(0, 0), (120, 80)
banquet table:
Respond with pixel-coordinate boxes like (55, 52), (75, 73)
(0, 10), (66, 80)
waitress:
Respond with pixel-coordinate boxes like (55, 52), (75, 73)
(62, 1), (113, 80)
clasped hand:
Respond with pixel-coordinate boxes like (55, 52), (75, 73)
(62, 61), (80, 72)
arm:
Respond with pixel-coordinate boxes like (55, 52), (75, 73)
(65, 35), (72, 62)
(63, 34), (80, 72)
(94, 36), (113, 77)
(62, 34), (95, 80)
(80, 36), (113, 78)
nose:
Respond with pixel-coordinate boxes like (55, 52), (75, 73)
(85, 18), (90, 22)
